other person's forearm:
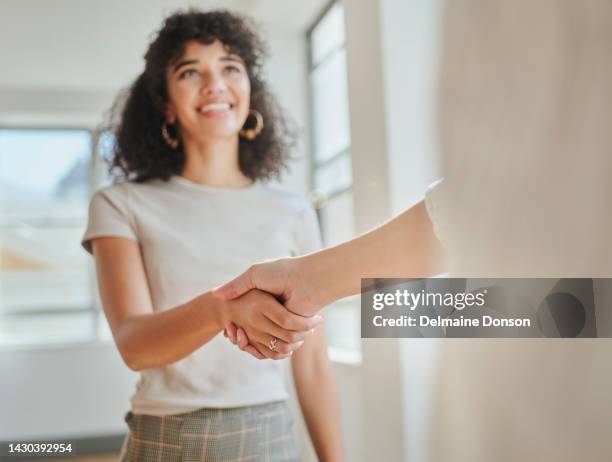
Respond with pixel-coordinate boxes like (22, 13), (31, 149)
(300, 200), (446, 307)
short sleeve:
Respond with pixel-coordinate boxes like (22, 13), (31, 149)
(424, 178), (449, 247)
(293, 200), (323, 256)
(81, 184), (138, 255)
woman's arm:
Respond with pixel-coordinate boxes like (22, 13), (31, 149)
(92, 237), (320, 370)
(291, 324), (344, 462)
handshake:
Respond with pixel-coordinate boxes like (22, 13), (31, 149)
(213, 256), (329, 361)
(212, 200), (441, 359)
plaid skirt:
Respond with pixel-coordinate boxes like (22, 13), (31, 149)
(118, 401), (300, 462)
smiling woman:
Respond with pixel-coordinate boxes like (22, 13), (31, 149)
(108, 10), (294, 183)
(82, 9), (344, 462)
(165, 41), (252, 154)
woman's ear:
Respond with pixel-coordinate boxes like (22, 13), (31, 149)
(164, 104), (176, 124)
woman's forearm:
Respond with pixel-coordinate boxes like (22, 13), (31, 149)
(301, 200), (446, 306)
(115, 292), (226, 371)
(293, 361), (344, 461)
(292, 343), (345, 461)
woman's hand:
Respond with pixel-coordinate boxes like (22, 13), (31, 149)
(215, 257), (327, 359)
(220, 288), (321, 360)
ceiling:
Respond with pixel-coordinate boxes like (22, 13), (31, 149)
(0, 0), (329, 33)
(212, 0), (329, 31)
(0, 0), (330, 93)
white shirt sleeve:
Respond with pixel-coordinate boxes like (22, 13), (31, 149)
(423, 178), (449, 247)
(293, 199), (323, 256)
(81, 184), (138, 255)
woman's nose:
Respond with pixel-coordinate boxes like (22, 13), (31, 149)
(201, 72), (227, 95)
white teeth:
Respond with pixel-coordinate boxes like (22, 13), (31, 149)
(199, 102), (231, 113)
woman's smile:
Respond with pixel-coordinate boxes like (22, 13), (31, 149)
(196, 100), (234, 118)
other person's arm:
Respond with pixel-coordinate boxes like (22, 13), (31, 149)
(215, 200), (446, 316)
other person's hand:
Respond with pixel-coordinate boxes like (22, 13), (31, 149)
(214, 257), (324, 317)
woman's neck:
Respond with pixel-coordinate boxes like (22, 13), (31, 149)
(180, 135), (252, 188)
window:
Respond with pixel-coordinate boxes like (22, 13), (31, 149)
(0, 128), (111, 346)
(308, 2), (360, 353)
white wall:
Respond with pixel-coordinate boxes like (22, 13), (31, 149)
(380, 0), (442, 214)
(0, 343), (137, 439)
(340, 0), (444, 461)
(342, 0), (403, 459)
(379, 1), (443, 461)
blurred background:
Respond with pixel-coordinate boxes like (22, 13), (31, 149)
(0, 0), (443, 460)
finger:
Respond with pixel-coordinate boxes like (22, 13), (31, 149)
(259, 336), (302, 355)
(236, 328), (250, 349)
(238, 337), (267, 359)
(253, 341), (292, 360)
(243, 344), (266, 359)
(284, 339), (305, 354)
(259, 315), (313, 345)
(240, 327), (289, 354)
(226, 322), (238, 344)
(212, 268), (255, 300)
(238, 322), (298, 355)
(265, 303), (323, 332)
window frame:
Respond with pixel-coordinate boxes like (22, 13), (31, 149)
(306, 1), (361, 357)
(306, 0), (354, 213)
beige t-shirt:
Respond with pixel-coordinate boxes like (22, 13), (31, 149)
(82, 175), (321, 415)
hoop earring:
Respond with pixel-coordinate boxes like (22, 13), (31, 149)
(162, 122), (179, 149)
(239, 109), (264, 140)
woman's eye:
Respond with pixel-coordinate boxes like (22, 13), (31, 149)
(224, 65), (242, 74)
(179, 69), (198, 79)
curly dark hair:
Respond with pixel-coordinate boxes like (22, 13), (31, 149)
(106, 9), (294, 182)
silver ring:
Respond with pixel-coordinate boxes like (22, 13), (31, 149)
(268, 337), (278, 351)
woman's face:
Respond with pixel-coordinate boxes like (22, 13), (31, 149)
(165, 40), (251, 143)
